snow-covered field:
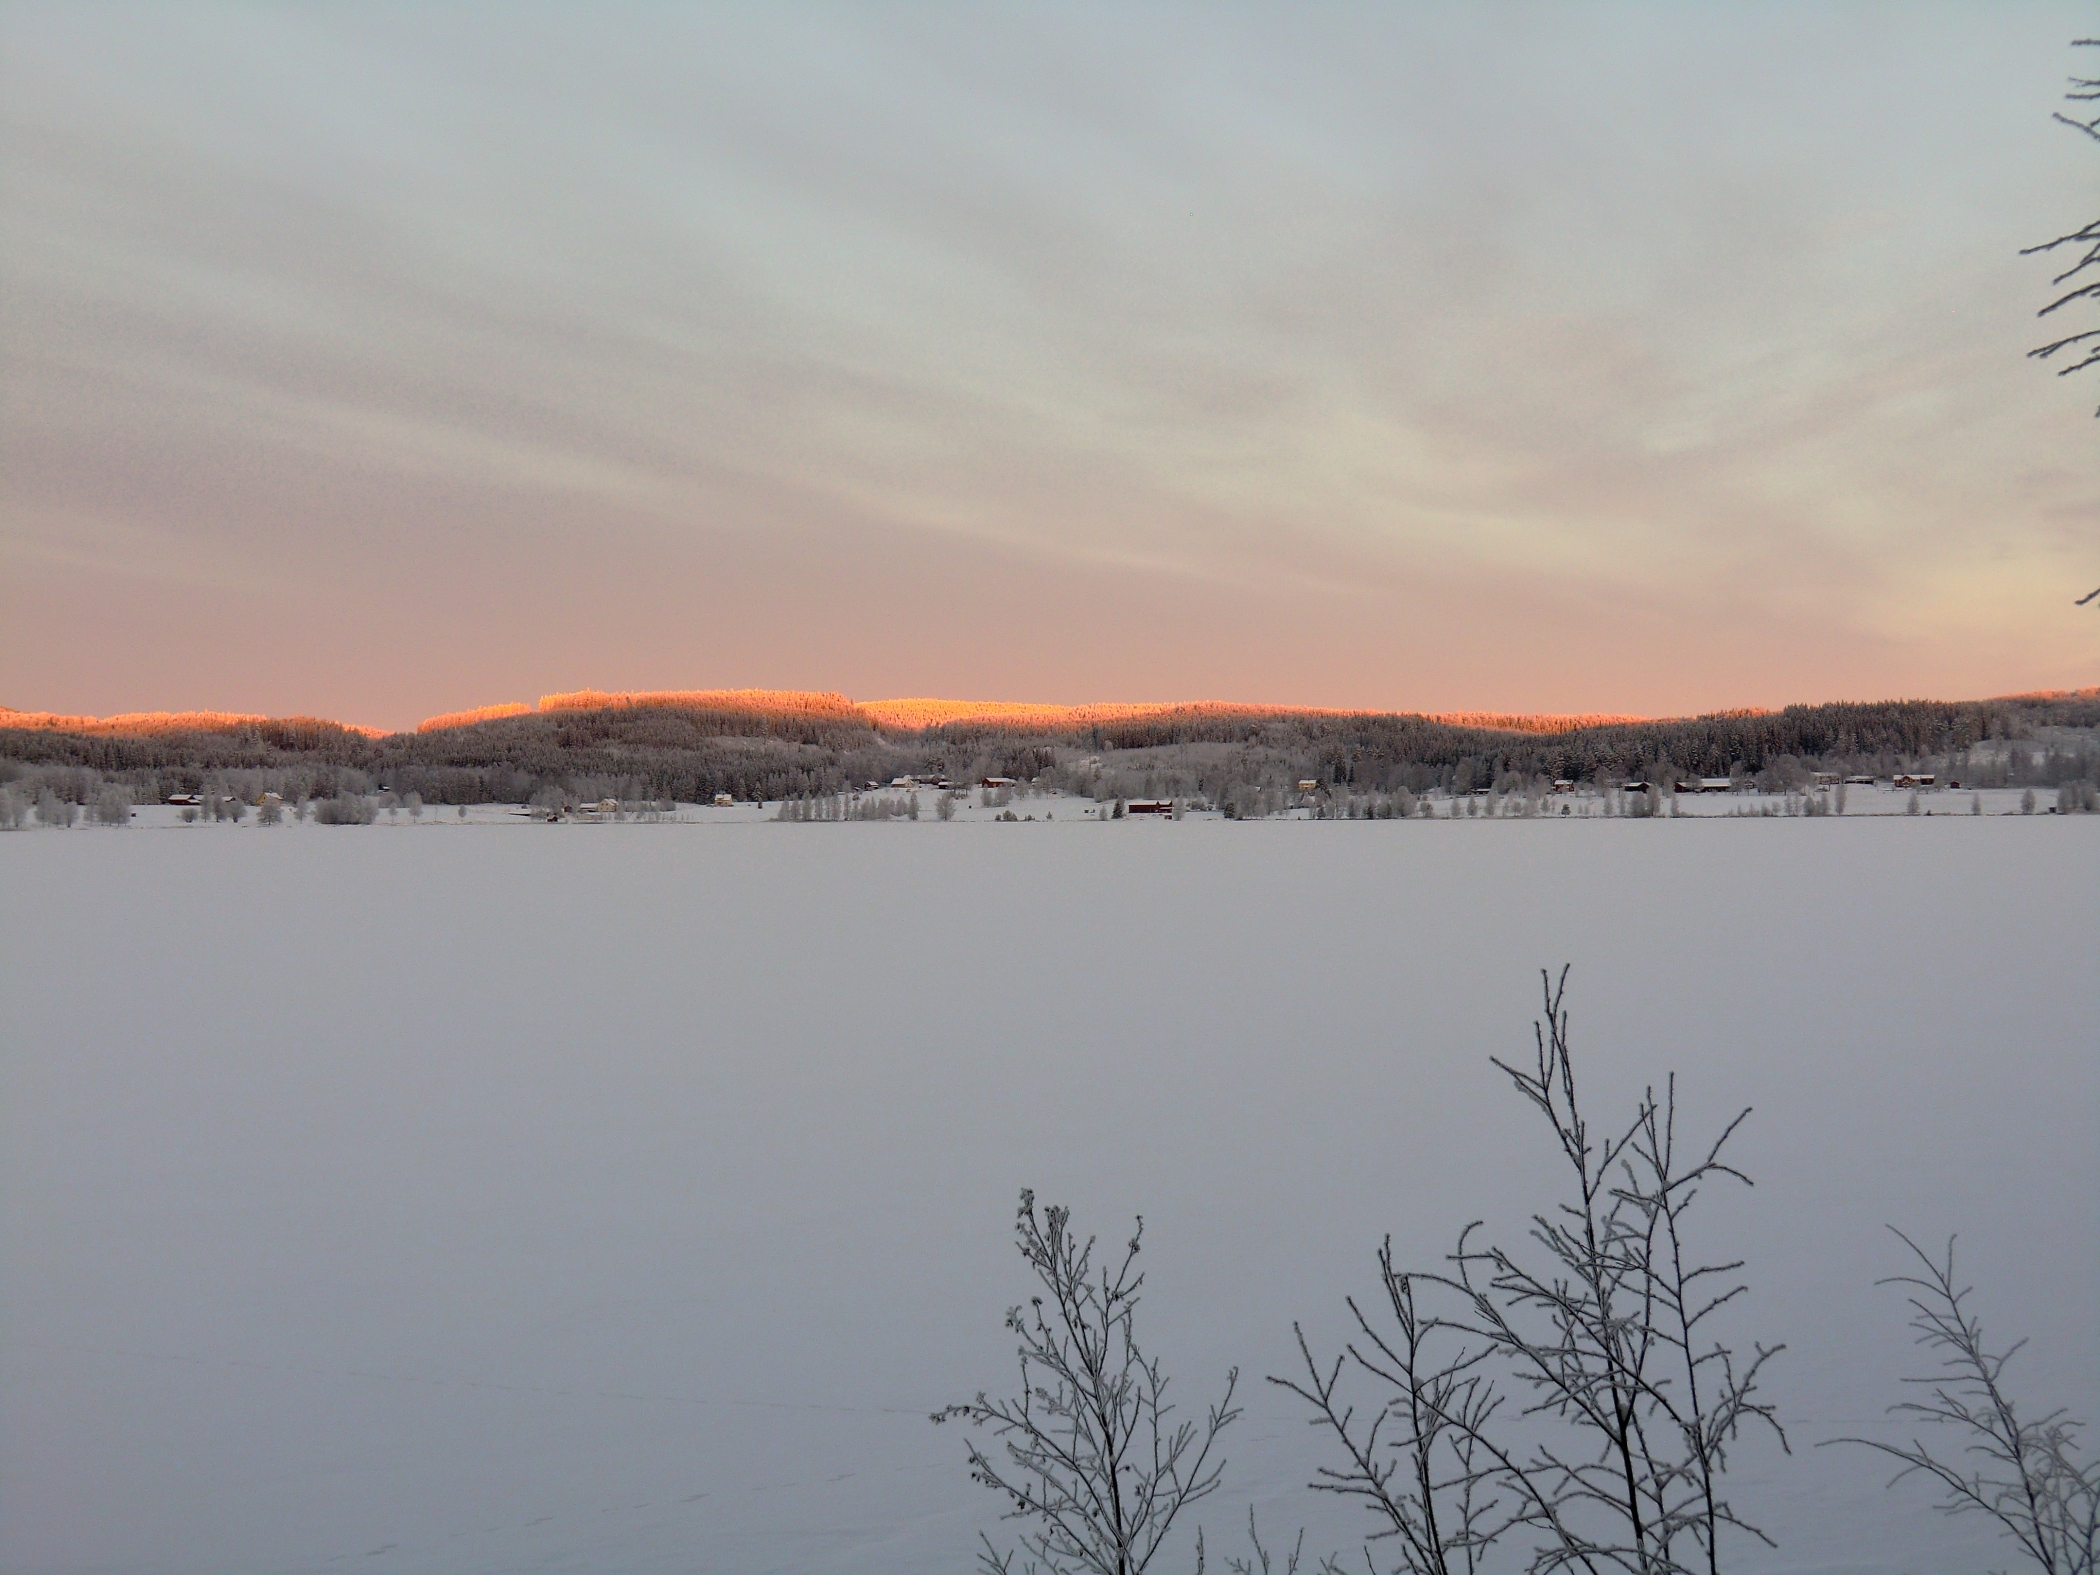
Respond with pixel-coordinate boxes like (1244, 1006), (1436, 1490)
(3, 818), (2094, 1574)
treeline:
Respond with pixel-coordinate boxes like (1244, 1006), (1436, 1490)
(997, 694), (2100, 781)
(3, 691), (2095, 807)
(1030, 694), (2100, 811)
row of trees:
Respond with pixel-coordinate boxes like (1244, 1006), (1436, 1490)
(0, 785), (125, 827)
(940, 973), (2096, 1574)
(11, 766), (2098, 828)
(924, 696), (2100, 775)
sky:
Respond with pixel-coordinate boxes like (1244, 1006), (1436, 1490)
(2, 1), (2095, 732)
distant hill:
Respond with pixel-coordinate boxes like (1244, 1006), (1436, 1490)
(856, 697), (1649, 736)
(4, 688), (2095, 807)
(402, 690), (1653, 738)
(0, 706), (385, 740)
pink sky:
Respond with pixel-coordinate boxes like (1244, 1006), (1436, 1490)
(3, 3), (2095, 733)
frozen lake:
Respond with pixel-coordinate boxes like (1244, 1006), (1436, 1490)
(3, 818), (2095, 1574)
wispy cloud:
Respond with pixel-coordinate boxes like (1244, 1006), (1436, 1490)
(2, 1), (2093, 727)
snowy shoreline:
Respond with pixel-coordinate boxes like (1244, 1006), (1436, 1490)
(14, 777), (2088, 834)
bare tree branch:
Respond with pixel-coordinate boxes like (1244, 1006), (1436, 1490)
(1282, 969), (1786, 1574)
(1823, 1230), (2098, 1575)
(937, 1192), (1242, 1575)
(2032, 42), (2100, 422)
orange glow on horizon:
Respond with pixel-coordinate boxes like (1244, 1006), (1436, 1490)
(860, 697), (1651, 735)
(535, 688), (862, 718)
(0, 706), (386, 738)
(415, 702), (533, 733)
(34, 687), (2091, 743)
(1423, 711), (1652, 734)
(861, 698), (1178, 730)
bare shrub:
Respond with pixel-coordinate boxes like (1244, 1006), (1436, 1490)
(1828, 1231), (2097, 1573)
(90, 786), (132, 826)
(313, 795), (376, 825)
(1280, 968), (1785, 1572)
(935, 1190), (1241, 1574)
(34, 789), (77, 828)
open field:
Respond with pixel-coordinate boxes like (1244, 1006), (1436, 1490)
(3, 821), (2095, 1574)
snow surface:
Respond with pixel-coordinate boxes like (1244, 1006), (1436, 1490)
(2, 817), (2094, 1574)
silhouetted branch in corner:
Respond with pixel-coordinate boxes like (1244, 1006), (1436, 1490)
(2024, 36), (2100, 442)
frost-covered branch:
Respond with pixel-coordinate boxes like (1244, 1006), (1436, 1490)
(936, 1191), (1242, 1575)
(1284, 969), (1785, 1574)
(2029, 41), (2100, 418)
(1825, 1231), (2099, 1574)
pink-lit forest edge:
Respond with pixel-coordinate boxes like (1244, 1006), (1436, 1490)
(3, 687), (2098, 823)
